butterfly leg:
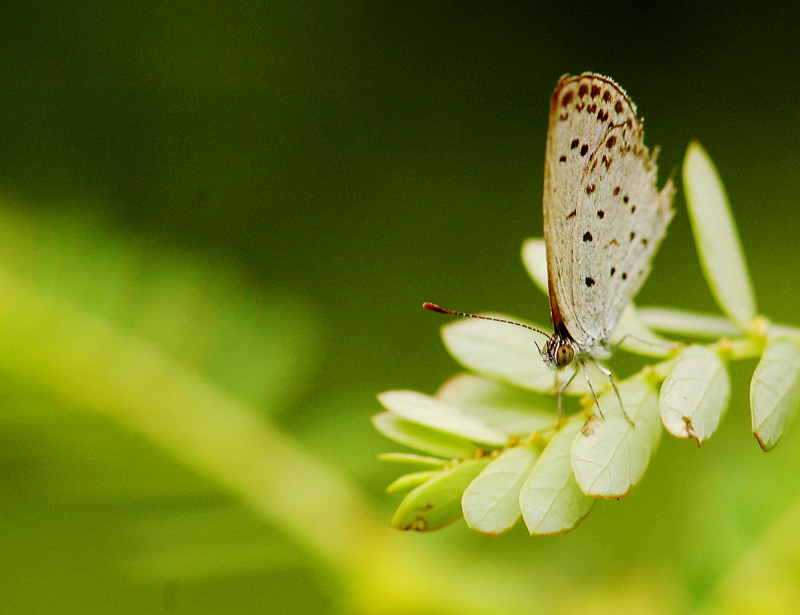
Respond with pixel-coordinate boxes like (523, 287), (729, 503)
(593, 359), (635, 427)
(556, 367), (578, 425)
(581, 361), (605, 420)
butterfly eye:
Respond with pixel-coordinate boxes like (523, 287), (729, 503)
(556, 342), (575, 367)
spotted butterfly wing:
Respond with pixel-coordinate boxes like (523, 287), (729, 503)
(542, 73), (675, 356)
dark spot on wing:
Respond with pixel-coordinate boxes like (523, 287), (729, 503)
(610, 267), (616, 276)
(585, 277), (595, 287)
(583, 231), (593, 242)
(566, 209), (577, 219)
(586, 183), (596, 195)
(606, 136), (617, 148)
(571, 138), (579, 149)
(596, 210), (605, 218)
(561, 91), (574, 107)
(615, 100), (624, 113)
(580, 144), (589, 156)
(559, 155), (567, 162)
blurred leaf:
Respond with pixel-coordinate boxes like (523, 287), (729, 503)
(386, 470), (438, 497)
(436, 373), (554, 435)
(659, 345), (730, 446)
(702, 496), (800, 615)
(371, 413), (475, 458)
(377, 390), (508, 445)
(520, 420), (595, 535)
(571, 382), (661, 498)
(750, 338), (800, 451)
(682, 142), (756, 331)
(461, 446), (538, 535)
(391, 458), (490, 531)
(377, 452), (449, 467)
(0, 208), (318, 413)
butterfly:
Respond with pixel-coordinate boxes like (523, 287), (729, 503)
(426, 73), (675, 421)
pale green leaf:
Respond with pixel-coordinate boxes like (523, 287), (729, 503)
(391, 458), (491, 531)
(682, 142), (756, 330)
(750, 338), (800, 451)
(377, 390), (508, 445)
(377, 452), (449, 467)
(436, 373), (554, 435)
(520, 420), (595, 535)
(387, 470), (438, 496)
(638, 306), (741, 339)
(571, 382), (661, 498)
(461, 446), (538, 535)
(441, 314), (551, 390)
(659, 345), (730, 445)
(521, 237), (549, 296)
(371, 413), (475, 458)
(441, 317), (606, 396)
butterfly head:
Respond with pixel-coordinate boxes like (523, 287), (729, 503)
(542, 334), (575, 369)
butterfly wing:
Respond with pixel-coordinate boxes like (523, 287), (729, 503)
(543, 73), (674, 351)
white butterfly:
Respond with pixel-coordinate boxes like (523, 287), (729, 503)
(426, 73), (674, 421)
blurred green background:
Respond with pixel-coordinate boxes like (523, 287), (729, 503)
(1, 2), (799, 614)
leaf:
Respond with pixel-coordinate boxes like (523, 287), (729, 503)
(521, 238), (549, 296)
(750, 338), (800, 451)
(520, 420), (595, 535)
(659, 345), (730, 446)
(682, 142), (756, 331)
(387, 471), (439, 496)
(436, 373), (554, 435)
(391, 458), (491, 531)
(371, 413), (476, 458)
(637, 306), (741, 339)
(461, 446), (538, 535)
(441, 317), (606, 396)
(441, 313), (552, 390)
(377, 390), (508, 445)
(571, 382), (661, 498)
(377, 452), (449, 468)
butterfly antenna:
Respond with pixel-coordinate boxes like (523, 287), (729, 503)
(423, 303), (550, 348)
